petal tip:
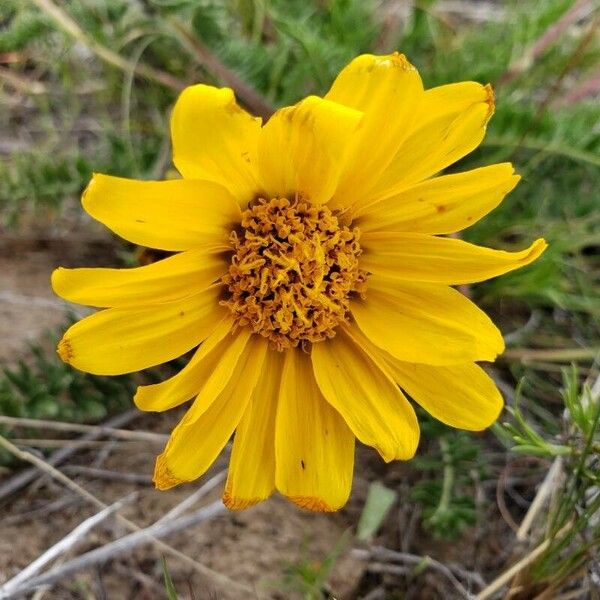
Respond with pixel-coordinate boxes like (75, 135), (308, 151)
(484, 83), (495, 121)
(222, 490), (264, 511)
(57, 337), (73, 364)
(50, 267), (65, 294)
(288, 495), (340, 512)
(153, 455), (183, 491)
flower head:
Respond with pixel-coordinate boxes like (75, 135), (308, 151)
(52, 53), (546, 511)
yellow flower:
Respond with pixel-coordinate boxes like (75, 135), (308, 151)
(52, 53), (546, 511)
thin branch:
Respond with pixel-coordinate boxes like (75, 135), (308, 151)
(11, 439), (150, 450)
(0, 501), (226, 599)
(498, 0), (596, 86)
(1, 494), (137, 596)
(0, 409), (139, 504)
(165, 16), (274, 119)
(0, 416), (167, 443)
(62, 466), (153, 486)
(0, 434), (253, 596)
(354, 547), (481, 598)
(155, 469), (227, 525)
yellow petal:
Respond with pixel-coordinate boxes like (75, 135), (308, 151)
(383, 355), (503, 430)
(351, 275), (504, 365)
(134, 317), (249, 413)
(57, 285), (225, 375)
(275, 349), (355, 512)
(170, 84), (261, 205)
(372, 82), (494, 199)
(355, 163), (520, 234)
(82, 174), (241, 251)
(325, 53), (424, 210)
(52, 248), (228, 308)
(360, 233), (547, 284)
(311, 327), (419, 462)
(154, 335), (267, 489)
(257, 96), (363, 204)
(223, 349), (284, 510)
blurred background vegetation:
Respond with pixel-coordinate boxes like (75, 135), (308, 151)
(0, 0), (598, 598)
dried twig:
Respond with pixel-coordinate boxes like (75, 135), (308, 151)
(354, 547), (482, 598)
(0, 501), (226, 599)
(499, 0), (596, 86)
(0, 416), (167, 443)
(0, 409), (139, 504)
(62, 466), (153, 486)
(155, 469), (227, 524)
(11, 439), (149, 450)
(165, 16), (275, 119)
(0, 494), (137, 597)
(0, 434), (250, 595)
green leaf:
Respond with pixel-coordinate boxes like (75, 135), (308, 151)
(161, 557), (179, 600)
(356, 481), (397, 541)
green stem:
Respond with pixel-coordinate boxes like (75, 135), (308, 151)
(431, 437), (454, 523)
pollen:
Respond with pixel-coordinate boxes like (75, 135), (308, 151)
(221, 197), (368, 351)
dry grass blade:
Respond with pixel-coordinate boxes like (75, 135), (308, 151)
(474, 524), (573, 600)
(28, 0), (186, 91)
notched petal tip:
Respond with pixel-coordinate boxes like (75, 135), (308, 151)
(483, 83), (495, 121)
(153, 455), (183, 491)
(288, 496), (339, 512)
(222, 490), (264, 511)
(57, 337), (73, 364)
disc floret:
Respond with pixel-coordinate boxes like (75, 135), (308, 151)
(222, 197), (367, 350)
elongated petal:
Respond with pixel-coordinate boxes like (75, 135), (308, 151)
(360, 232), (547, 284)
(372, 82), (494, 198)
(83, 174), (241, 251)
(356, 163), (520, 233)
(223, 349), (284, 509)
(275, 349), (354, 511)
(351, 276), (504, 365)
(311, 328), (419, 462)
(57, 286), (225, 375)
(52, 248), (228, 308)
(257, 96), (362, 204)
(171, 84), (261, 205)
(382, 355), (503, 430)
(134, 317), (248, 413)
(153, 335), (267, 489)
(325, 53), (424, 209)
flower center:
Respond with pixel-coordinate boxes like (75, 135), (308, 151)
(222, 197), (368, 351)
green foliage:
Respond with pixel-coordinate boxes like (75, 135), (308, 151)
(410, 418), (486, 539)
(0, 327), (134, 465)
(161, 557), (180, 600)
(357, 481), (398, 542)
(280, 531), (351, 600)
(496, 366), (600, 592)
